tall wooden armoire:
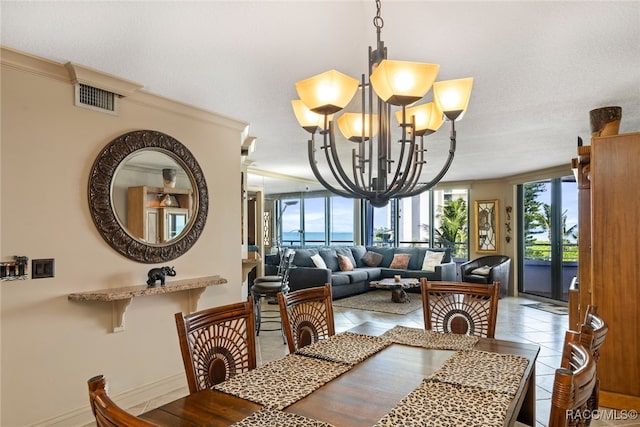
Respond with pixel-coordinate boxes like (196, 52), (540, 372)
(570, 132), (640, 410)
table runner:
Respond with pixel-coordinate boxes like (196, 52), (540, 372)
(374, 378), (513, 427)
(430, 349), (530, 396)
(213, 354), (351, 410)
(381, 325), (479, 350)
(231, 407), (334, 427)
(295, 332), (391, 365)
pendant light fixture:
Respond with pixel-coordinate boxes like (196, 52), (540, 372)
(292, 0), (473, 207)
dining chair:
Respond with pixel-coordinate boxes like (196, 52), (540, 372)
(88, 375), (159, 427)
(174, 296), (257, 393)
(278, 283), (335, 354)
(580, 305), (608, 424)
(420, 279), (499, 338)
(251, 249), (295, 337)
(548, 330), (598, 427)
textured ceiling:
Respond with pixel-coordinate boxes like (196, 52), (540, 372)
(2, 1), (639, 195)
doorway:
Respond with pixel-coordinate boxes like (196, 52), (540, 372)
(518, 176), (578, 301)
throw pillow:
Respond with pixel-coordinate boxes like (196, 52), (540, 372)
(471, 265), (491, 276)
(337, 254), (354, 271)
(389, 253), (411, 269)
(362, 251), (384, 267)
(421, 250), (445, 272)
(310, 253), (327, 269)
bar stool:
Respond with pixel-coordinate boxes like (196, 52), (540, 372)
(250, 249), (295, 340)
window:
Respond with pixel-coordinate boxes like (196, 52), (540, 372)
(432, 189), (469, 259)
(394, 189), (468, 259)
(272, 188), (469, 258)
(372, 203), (394, 246)
(330, 197), (355, 245)
(280, 199), (300, 246)
(303, 197), (325, 246)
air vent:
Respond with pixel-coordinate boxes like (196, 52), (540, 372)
(74, 84), (119, 115)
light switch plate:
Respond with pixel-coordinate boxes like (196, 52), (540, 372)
(32, 259), (54, 279)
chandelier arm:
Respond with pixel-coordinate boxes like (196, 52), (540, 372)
(352, 148), (366, 190)
(383, 113), (418, 198)
(307, 137), (356, 199)
(366, 74), (374, 191)
(402, 120), (457, 198)
(326, 122), (377, 197)
(399, 135), (426, 194)
(394, 128), (425, 195)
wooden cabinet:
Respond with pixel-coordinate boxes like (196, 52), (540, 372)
(571, 132), (640, 410)
(127, 186), (192, 243)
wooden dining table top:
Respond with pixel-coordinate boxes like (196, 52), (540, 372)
(141, 322), (540, 427)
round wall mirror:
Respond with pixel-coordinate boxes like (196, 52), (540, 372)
(88, 130), (208, 263)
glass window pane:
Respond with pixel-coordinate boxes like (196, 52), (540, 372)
(432, 189), (468, 259)
(397, 194), (431, 247)
(280, 199), (300, 246)
(522, 180), (552, 297)
(330, 197), (354, 245)
(303, 197), (325, 246)
(372, 204), (393, 246)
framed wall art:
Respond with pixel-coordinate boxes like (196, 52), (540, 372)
(475, 199), (499, 253)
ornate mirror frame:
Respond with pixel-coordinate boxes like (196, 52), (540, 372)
(88, 130), (208, 263)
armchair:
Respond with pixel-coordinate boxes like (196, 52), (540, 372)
(459, 255), (511, 298)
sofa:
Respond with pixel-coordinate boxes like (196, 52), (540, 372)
(266, 245), (456, 300)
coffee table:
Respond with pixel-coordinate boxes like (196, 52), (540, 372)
(370, 278), (420, 303)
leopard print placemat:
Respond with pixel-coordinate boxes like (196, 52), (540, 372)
(295, 332), (391, 365)
(231, 407), (334, 427)
(374, 378), (512, 427)
(213, 354), (351, 410)
(430, 350), (530, 396)
(381, 325), (479, 350)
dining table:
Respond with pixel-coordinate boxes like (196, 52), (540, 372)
(141, 321), (540, 426)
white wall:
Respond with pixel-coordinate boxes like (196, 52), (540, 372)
(1, 47), (247, 426)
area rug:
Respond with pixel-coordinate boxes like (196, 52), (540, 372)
(521, 302), (568, 315)
(333, 290), (421, 315)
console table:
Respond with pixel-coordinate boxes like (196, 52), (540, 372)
(68, 275), (227, 332)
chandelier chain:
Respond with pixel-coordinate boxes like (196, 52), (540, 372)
(373, 0), (384, 30)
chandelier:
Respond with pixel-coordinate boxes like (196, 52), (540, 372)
(292, 0), (473, 207)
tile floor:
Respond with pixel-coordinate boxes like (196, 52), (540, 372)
(103, 295), (637, 427)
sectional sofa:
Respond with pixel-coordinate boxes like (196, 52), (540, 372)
(265, 245), (456, 300)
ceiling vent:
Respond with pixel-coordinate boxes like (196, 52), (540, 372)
(74, 83), (119, 115)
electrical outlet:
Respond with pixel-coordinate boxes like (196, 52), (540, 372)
(32, 259), (54, 279)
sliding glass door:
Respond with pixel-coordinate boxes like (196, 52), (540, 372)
(519, 176), (578, 301)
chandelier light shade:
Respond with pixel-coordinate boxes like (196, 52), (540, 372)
(295, 70), (359, 115)
(433, 77), (474, 121)
(291, 100), (331, 133)
(370, 60), (440, 106)
(395, 102), (444, 137)
(292, 0), (473, 207)
(337, 113), (379, 142)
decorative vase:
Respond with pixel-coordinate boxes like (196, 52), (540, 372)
(589, 106), (622, 137)
(162, 168), (177, 188)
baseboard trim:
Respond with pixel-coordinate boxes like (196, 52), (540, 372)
(28, 373), (187, 427)
(599, 390), (640, 411)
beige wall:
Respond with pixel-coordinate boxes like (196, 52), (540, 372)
(1, 48), (247, 426)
